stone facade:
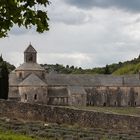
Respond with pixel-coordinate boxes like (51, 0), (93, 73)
(8, 45), (140, 107)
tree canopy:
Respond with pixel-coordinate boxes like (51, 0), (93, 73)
(0, 0), (50, 37)
(41, 54), (140, 75)
(0, 56), (9, 99)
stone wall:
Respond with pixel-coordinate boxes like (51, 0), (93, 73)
(85, 86), (140, 107)
(68, 86), (87, 106)
(47, 87), (68, 105)
(19, 86), (47, 104)
(8, 86), (20, 101)
(9, 85), (140, 107)
(0, 100), (140, 132)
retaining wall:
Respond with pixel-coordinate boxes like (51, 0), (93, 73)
(0, 100), (140, 132)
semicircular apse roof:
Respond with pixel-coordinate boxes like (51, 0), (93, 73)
(15, 63), (45, 71)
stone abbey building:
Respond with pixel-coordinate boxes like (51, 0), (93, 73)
(9, 45), (140, 107)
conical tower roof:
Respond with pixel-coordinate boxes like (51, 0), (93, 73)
(24, 44), (37, 53)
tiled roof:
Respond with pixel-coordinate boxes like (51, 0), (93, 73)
(15, 63), (45, 71)
(19, 73), (46, 86)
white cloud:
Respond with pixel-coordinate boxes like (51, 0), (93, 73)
(1, 0), (140, 68)
(38, 53), (92, 68)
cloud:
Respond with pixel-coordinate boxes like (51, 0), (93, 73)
(50, 9), (91, 25)
(38, 53), (92, 68)
(64, 0), (140, 13)
(2, 0), (140, 69)
(48, 0), (92, 25)
(9, 26), (29, 35)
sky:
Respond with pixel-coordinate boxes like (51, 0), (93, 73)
(1, 0), (140, 68)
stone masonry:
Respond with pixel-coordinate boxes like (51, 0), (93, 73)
(1, 100), (140, 132)
(8, 44), (140, 107)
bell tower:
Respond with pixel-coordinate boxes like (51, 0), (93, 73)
(24, 44), (37, 63)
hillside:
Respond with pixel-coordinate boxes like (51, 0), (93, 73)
(113, 63), (140, 75)
(41, 55), (140, 75)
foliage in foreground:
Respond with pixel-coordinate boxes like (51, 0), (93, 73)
(0, 0), (50, 38)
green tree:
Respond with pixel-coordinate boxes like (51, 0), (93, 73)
(70, 65), (74, 70)
(0, 0), (50, 38)
(66, 65), (69, 69)
(104, 64), (111, 74)
(0, 61), (9, 99)
(0, 55), (3, 62)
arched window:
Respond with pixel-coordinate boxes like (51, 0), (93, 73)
(103, 102), (106, 107)
(114, 101), (117, 106)
(34, 94), (37, 100)
(25, 94), (27, 100)
(28, 54), (33, 62)
(19, 72), (22, 78)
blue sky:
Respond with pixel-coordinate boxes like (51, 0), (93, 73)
(1, 0), (140, 68)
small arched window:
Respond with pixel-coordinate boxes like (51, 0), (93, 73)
(34, 94), (37, 100)
(28, 54), (33, 62)
(25, 94), (27, 100)
(114, 101), (117, 106)
(103, 103), (106, 107)
(19, 72), (22, 78)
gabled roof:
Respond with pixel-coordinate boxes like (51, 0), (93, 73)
(45, 74), (140, 86)
(19, 73), (46, 86)
(24, 44), (37, 53)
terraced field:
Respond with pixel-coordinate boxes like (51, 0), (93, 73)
(0, 117), (140, 140)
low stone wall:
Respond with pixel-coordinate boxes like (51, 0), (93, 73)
(0, 100), (140, 132)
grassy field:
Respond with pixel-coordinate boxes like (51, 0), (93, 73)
(69, 106), (140, 116)
(0, 131), (36, 140)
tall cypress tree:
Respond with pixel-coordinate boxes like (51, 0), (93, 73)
(0, 56), (3, 98)
(0, 67), (2, 98)
(0, 59), (9, 99)
(104, 64), (111, 74)
(0, 54), (3, 62)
